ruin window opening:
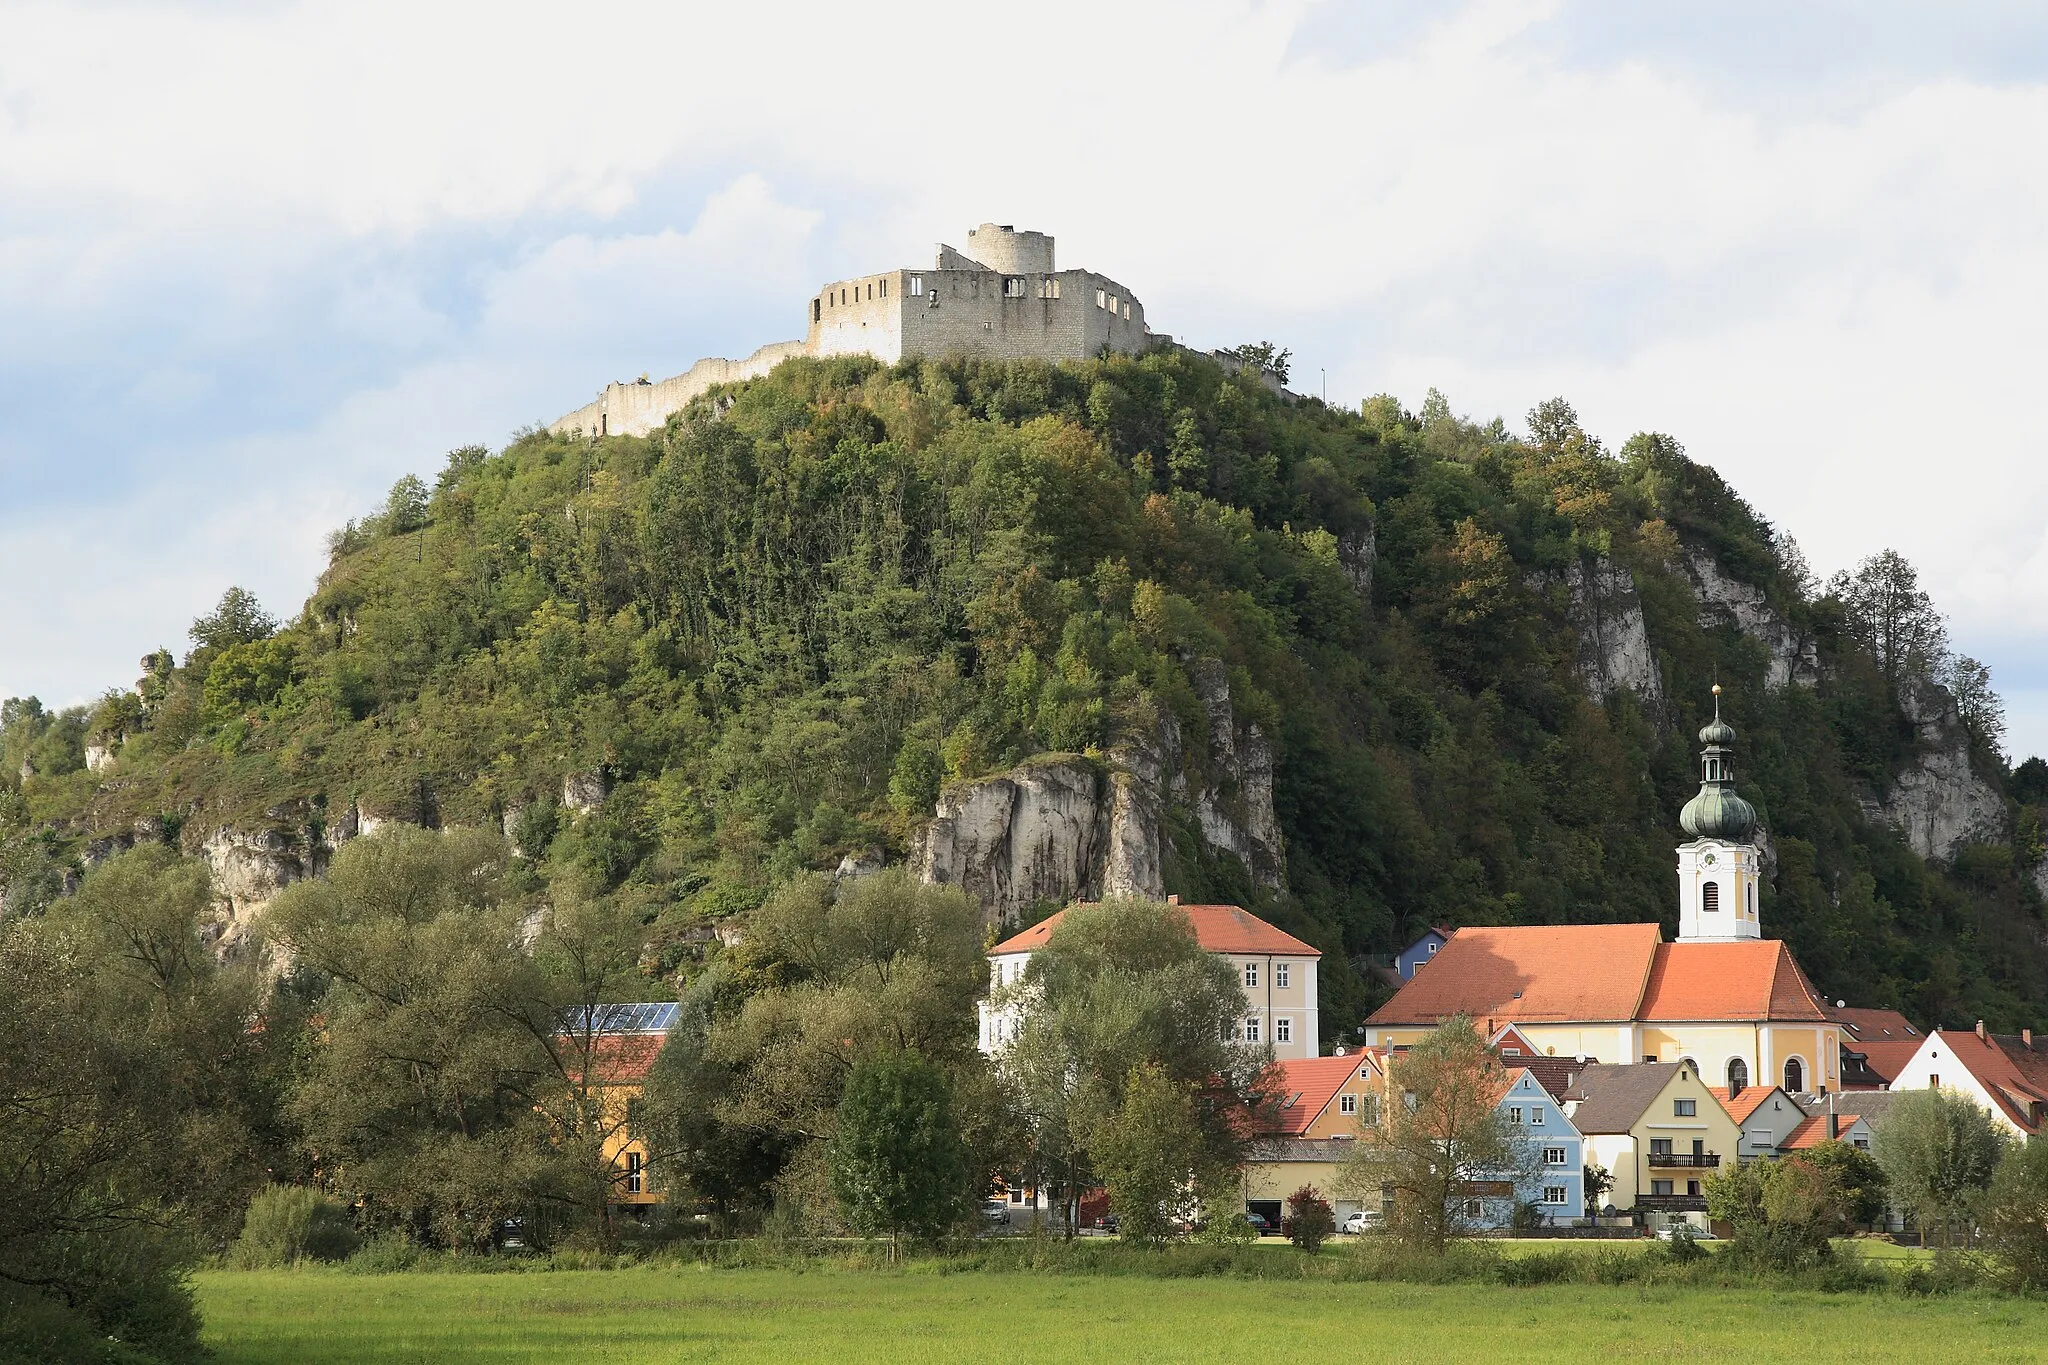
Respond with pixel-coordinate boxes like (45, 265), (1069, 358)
(1096, 288), (1107, 309)
(813, 299), (821, 322)
(1004, 276), (1025, 297)
(910, 275), (924, 296)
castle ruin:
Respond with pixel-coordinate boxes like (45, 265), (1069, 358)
(550, 224), (1166, 439)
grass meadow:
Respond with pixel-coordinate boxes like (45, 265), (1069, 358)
(197, 1260), (2048, 1365)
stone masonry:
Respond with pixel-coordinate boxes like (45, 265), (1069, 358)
(550, 224), (1168, 439)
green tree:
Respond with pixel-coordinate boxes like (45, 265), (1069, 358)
(1979, 1137), (2048, 1290)
(1872, 1088), (2010, 1247)
(267, 827), (583, 1250)
(1829, 549), (1949, 688)
(385, 474), (431, 533)
(188, 586), (277, 655)
(828, 1052), (973, 1256)
(1799, 1138), (1888, 1230)
(1088, 1062), (1208, 1248)
(0, 920), (206, 1364)
(1703, 1155), (1842, 1268)
(1005, 898), (1264, 1236)
(1340, 1016), (1520, 1253)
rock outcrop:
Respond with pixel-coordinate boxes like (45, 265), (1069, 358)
(1862, 678), (2007, 863)
(198, 819), (327, 960)
(563, 769), (610, 815)
(1338, 524), (1376, 598)
(1566, 557), (1663, 708)
(912, 659), (1284, 923)
(1683, 549), (1816, 688)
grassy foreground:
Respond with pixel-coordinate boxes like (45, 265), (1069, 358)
(197, 1265), (2048, 1365)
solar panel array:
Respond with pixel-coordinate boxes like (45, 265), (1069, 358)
(562, 1001), (681, 1035)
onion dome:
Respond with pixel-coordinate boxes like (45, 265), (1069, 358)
(1680, 684), (1757, 843)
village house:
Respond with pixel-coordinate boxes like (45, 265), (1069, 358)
(1888, 1022), (2048, 1138)
(1475, 1067), (1586, 1229)
(1563, 1062), (1741, 1228)
(558, 1001), (679, 1215)
(1240, 1051), (1388, 1228)
(1710, 1083), (1805, 1163)
(980, 897), (1322, 1060)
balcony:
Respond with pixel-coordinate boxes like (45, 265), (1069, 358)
(1634, 1194), (1708, 1212)
(1646, 1152), (1721, 1169)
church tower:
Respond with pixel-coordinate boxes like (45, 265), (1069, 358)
(1676, 685), (1762, 942)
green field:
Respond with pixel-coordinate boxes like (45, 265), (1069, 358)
(197, 1266), (2048, 1364)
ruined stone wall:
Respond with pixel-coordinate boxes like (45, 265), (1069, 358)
(548, 339), (807, 439)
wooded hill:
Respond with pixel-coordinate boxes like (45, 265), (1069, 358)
(4, 350), (2045, 1036)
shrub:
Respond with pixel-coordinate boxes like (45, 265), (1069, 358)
(232, 1185), (359, 1268)
(343, 1233), (427, 1274)
(1979, 1138), (2048, 1290)
(1282, 1185), (1334, 1253)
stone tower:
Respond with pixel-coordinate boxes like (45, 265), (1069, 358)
(1675, 685), (1763, 942)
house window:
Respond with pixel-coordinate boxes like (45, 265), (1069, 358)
(1702, 882), (1720, 913)
(1010, 1187), (1025, 1204)
(1244, 963), (1258, 988)
(1341, 1094), (1357, 1116)
(1427, 941), (1439, 956)
(1502, 1047), (1521, 1057)
(1727, 1057), (1748, 1093)
(626, 1099), (644, 1139)
(1853, 1138), (1869, 1151)
(910, 275), (924, 296)
(1507, 1106), (1523, 1125)
(1463, 1200), (1482, 1217)
(1529, 1108), (1545, 1126)
(1276, 963), (1290, 989)
(1650, 1139), (1673, 1157)
(1360, 1095), (1380, 1125)
(1244, 1017), (1260, 1044)
(1651, 1179), (1674, 1197)
(1783, 1057), (1805, 1093)
(1275, 1017), (1292, 1044)
(1929, 1074), (1939, 1088)
(1746, 1128), (1773, 1149)
(1687, 1180), (1701, 1197)
(626, 1151), (643, 1195)
(1544, 1146), (1567, 1166)
(1543, 1186), (1568, 1205)
(1674, 1099), (1697, 1117)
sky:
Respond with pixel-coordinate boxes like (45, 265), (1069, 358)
(4, 0), (2048, 760)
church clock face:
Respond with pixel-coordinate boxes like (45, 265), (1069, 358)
(1703, 852), (1718, 867)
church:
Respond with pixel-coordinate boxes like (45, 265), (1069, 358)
(1364, 688), (1844, 1096)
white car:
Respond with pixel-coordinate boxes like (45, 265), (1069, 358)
(1341, 1210), (1383, 1235)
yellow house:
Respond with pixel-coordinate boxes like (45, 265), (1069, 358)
(559, 1002), (676, 1214)
(1240, 1051), (1387, 1227)
(1364, 695), (1843, 1096)
(1563, 1061), (1740, 1225)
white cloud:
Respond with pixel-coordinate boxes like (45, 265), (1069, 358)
(4, 0), (2048, 757)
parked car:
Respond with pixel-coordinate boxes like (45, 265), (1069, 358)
(1654, 1226), (1716, 1241)
(1095, 1212), (1121, 1233)
(1340, 1210), (1383, 1235)
(1243, 1211), (1272, 1235)
(982, 1202), (1011, 1226)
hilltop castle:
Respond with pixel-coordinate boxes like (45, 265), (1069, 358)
(550, 224), (1167, 439)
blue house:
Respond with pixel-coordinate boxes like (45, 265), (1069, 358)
(1458, 1067), (1585, 1230)
(1395, 927), (1451, 981)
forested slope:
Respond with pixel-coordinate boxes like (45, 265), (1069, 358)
(4, 349), (2044, 1034)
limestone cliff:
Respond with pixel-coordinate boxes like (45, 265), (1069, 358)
(1862, 677), (2007, 862)
(1565, 557), (1663, 708)
(1682, 548), (1816, 689)
(912, 660), (1284, 923)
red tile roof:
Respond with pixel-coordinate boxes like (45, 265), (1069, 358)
(1637, 941), (1830, 1022)
(1828, 1006), (1921, 1042)
(1849, 1039), (1924, 1087)
(1709, 1085), (1789, 1125)
(990, 902), (1320, 957)
(1930, 1029), (2048, 1136)
(1780, 1115), (1831, 1150)
(1260, 1053), (1378, 1136)
(580, 1034), (664, 1085)
(1366, 924), (1664, 1025)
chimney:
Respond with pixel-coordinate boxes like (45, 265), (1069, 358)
(2026, 1029), (2035, 1049)
(1167, 894), (1180, 906)
(1976, 1019), (1987, 1041)
(1828, 1112), (1839, 1139)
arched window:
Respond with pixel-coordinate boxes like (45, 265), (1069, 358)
(1726, 1057), (1748, 1094)
(1702, 882), (1720, 914)
(1783, 1057), (1805, 1093)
